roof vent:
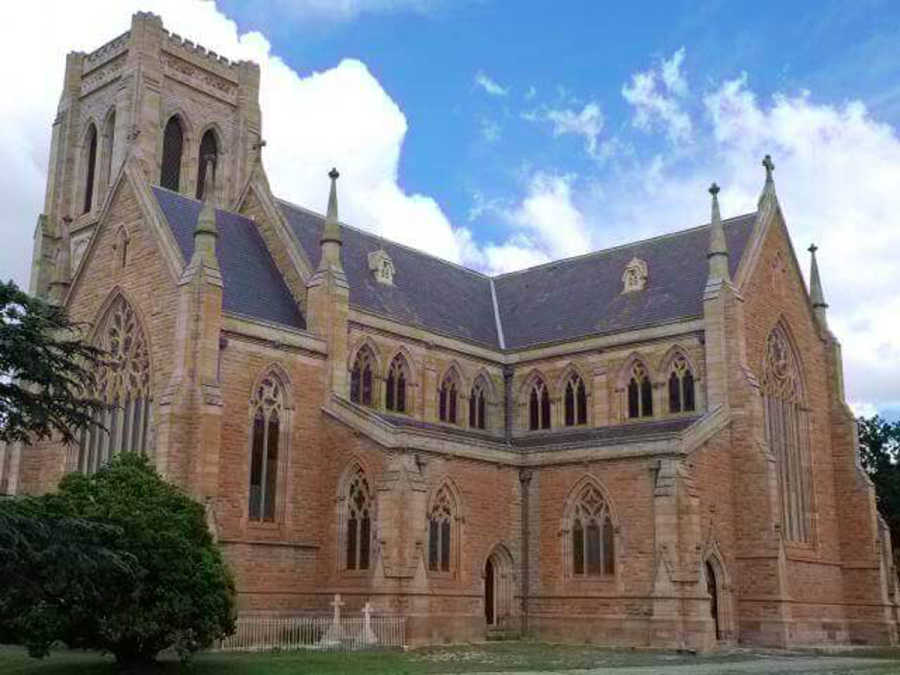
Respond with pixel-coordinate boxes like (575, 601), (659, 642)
(368, 248), (395, 285)
(622, 257), (648, 293)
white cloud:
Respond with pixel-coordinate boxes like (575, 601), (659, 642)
(524, 85), (537, 101)
(622, 47), (692, 143)
(0, 0), (469, 288)
(474, 70), (509, 96)
(479, 117), (501, 143)
(544, 103), (604, 156)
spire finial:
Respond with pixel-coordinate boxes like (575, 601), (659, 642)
(195, 155), (218, 238)
(763, 154), (775, 182)
(707, 181), (729, 282)
(321, 167), (342, 246)
(808, 243), (827, 314)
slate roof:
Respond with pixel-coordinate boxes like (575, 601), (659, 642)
(279, 200), (500, 346)
(493, 215), (756, 349)
(151, 185), (757, 348)
(153, 187), (305, 329)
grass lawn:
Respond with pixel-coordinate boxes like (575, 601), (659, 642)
(2, 642), (900, 674)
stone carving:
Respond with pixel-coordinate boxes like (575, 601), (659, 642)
(161, 52), (237, 102)
(81, 54), (126, 96)
(622, 257), (648, 293)
(761, 324), (800, 403)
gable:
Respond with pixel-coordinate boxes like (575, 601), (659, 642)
(153, 187), (305, 329)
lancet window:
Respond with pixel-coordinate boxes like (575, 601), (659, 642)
(103, 110), (116, 191)
(627, 361), (653, 419)
(762, 323), (812, 543)
(75, 294), (152, 474)
(667, 355), (696, 414)
(344, 466), (374, 571)
(160, 115), (183, 192)
(569, 483), (615, 577)
(564, 372), (587, 426)
(439, 370), (459, 424)
(196, 129), (218, 200)
(350, 346), (375, 407)
(469, 378), (487, 430)
(385, 354), (409, 413)
(528, 377), (551, 431)
(428, 485), (455, 572)
(248, 373), (285, 522)
(83, 123), (98, 214)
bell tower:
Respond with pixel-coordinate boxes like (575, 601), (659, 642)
(30, 11), (262, 300)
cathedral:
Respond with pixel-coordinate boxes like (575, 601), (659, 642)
(2, 11), (898, 650)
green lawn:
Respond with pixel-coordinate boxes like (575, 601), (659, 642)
(2, 643), (899, 674)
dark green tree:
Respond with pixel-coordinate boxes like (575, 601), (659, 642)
(0, 279), (104, 445)
(0, 453), (235, 665)
(857, 415), (900, 561)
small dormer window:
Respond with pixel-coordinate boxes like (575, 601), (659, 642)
(622, 257), (648, 293)
(368, 248), (394, 285)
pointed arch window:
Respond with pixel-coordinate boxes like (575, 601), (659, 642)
(248, 373), (284, 522)
(762, 323), (811, 542)
(83, 124), (98, 214)
(345, 467), (374, 570)
(350, 346), (375, 407)
(385, 354), (409, 413)
(667, 355), (696, 413)
(196, 129), (218, 200)
(160, 116), (183, 192)
(439, 370), (460, 424)
(469, 379), (487, 430)
(564, 372), (587, 426)
(428, 485), (455, 572)
(569, 483), (615, 577)
(528, 377), (551, 431)
(75, 294), (152, 474)
(627, 361), (653, 419)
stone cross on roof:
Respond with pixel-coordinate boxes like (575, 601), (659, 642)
(763, 154), (775, 182)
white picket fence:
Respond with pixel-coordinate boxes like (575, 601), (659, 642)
(217, 614), (406, 652)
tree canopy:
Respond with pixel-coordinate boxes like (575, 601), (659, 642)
(0, 452), (235, 664)
(858, 414), (900, 558)
(0, 280), (104, 445)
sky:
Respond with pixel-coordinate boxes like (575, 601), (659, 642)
(1, 0), (899, 419)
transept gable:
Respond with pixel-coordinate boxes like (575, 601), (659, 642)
(65, 156), (184, 308)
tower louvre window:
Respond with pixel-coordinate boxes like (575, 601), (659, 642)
(196, 129), (218, 200)
(83, 124), (98, 214)
(160, 116), (183, 192)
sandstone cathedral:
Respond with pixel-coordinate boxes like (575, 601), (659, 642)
(1, 12), (898, 649)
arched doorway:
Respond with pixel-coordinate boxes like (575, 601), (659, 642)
(705, 560), (720, 640)
(484, 545), (514, 628)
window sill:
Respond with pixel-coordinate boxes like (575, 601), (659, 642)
(341, 568), (374, 579)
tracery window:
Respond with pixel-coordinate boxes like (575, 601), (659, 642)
(350, 346), (375, 407)
(528, 377), (551, 431)
(196, 129), (218, 200)
(569, 483), (615, 577)
(248, 373), (284, 522)
(469, 378), (487, 430)
(83, 123), (98, 214)
(344, 466), (374, 570)
(385, 354), (409, 413)
(564, 372), (587, 426)
(627, 361), (653, 419)
(667, 355), (696, 414)
(75, 294), (152, 474)
(160, 116), (183, 192)
(439, 370), (459, 424)
(762, 323), (812, 542)
(428, 485), (455, 572)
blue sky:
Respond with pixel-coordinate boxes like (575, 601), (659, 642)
(2, 0), (899, 419)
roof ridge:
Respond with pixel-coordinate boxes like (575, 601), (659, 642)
(275, 196), (493, 281)
(492, 212), (757, 280)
